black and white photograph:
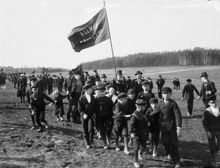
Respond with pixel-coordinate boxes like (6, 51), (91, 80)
(0, 0), (220, 167)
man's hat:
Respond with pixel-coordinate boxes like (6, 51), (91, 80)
(207, 95), (217, 103)
(100, 74), (107, 78)
(159, 75), (162, 77)
(83, 84), (92, 90)
(127, 89), (135, 95)
(141, 80), (150, 86)
(135, 71), (143, 76)
(186, 79), (192, 82)
(135, 99), (147, 106)
(200, 72), (208, 78)
(162, 87), (172, 94)
(149, 98), (158, 104)
(93, 69), (97, 72)
(118, 93), (128, 99)
(116, 70), (123, 75)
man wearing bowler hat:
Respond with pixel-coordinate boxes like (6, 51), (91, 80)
(198, 72), (217, 108)
(182, 79), (199, 117)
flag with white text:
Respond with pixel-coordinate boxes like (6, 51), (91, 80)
(68, 8), (110, 52)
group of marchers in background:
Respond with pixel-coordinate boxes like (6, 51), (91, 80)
(1, 67), (220, 168)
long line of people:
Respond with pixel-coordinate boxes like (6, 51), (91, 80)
(7, 69), (219, 168)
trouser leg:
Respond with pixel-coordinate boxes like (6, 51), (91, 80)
(67, 99), (72, 121)
(133, 136), (141, 162)
(35, 111), (43, 128)
(187, 98), (193, 115)
(161, 132), (171, 156)
(82, 117), (90, 146)
(169, 129), (180, 163)
(40, 108), (48, 126)
(207, 131), (217, 158)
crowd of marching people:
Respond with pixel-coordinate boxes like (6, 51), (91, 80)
(2, 68), (219, 168)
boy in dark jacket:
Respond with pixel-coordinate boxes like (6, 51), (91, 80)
(145, 98), (160, 157)
(113, 93), (130, 154)
(202, 95), (220, 167)
(95, 86), (114, 149)
(159, 87), (182, 168)
(129, 99), (148, 168)
(78, 84), (96, 148)
(30, 84), (54, 132)
(137, 81), (155, 109)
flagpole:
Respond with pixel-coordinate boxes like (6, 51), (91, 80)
(103, 0), (117, 78)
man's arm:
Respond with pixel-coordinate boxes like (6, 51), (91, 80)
(173, 102), (182, 128)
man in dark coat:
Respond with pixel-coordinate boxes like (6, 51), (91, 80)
(0, 69), (6, 86)
(17, 73), (27, 103)
(133, 71), (144, 97)
(78, 84), (96, 148)
(57, 73), (64, 92)
(47, 74), (54, 94)
(156, 75), (165, 99)
(182, 79), (199, 117)
(66, 72), (83, 123)
(198, 72), (217, 108)
(113, 70), (127, 94)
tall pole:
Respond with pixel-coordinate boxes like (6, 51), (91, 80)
(103, 0), (117, 77)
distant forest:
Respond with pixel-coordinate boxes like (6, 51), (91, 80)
(82, 47), (220, 70)
(0, 67), (68, 74)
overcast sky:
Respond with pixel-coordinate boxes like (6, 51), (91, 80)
(0, 0), (220, 69)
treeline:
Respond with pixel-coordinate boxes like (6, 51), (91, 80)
(82, 48), (220, 70)
(0, 66), (68, 74)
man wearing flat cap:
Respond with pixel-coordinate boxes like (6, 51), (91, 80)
(182, 79), (199, 117)
(198, 72), (217, 108)
(133, 71), (144, 97)
(78, 84), (96, 149)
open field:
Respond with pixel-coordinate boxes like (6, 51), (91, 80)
(1, 66), (220, 168)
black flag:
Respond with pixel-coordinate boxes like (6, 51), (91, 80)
(68, 8), (110, 52)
